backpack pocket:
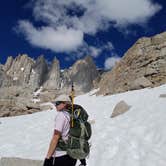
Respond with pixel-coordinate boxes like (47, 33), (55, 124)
(67, 136), (90, 159)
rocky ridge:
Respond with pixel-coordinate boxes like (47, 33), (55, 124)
(97, 31), (166, 95)
(0, 55), (99, 117)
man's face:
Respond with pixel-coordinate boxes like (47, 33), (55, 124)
(56, 102), (66, 111)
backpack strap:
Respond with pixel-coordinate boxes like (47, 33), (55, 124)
(80, 122), (89, 138)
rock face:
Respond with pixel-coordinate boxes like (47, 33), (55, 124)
(3, 56), (13, 71)
(0, 66), (5, 87)
(0, 54), (99, 117)
(60, 56), (99, 94)
(3, 54), (35, 87)
(98, 32), (166, 95)
(29, 55), (48, 90)
(130, 76), (153, 90)
(0, 86), (40, 117)
(43, 58), (60, 90)
(71, 56), (99, 93)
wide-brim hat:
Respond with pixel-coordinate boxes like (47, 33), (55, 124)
(52, 95), (71, 106)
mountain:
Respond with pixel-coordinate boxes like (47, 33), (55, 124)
(0, 55), (99, 117)
(0, 31), (166, 117)
(97, 32), (166, 95)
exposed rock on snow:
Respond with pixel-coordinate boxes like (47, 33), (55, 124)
(159, 94), (166, 98)
(0, 157), (42, 166)
(111, 100), (131, 118)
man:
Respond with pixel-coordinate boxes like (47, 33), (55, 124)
(43, 95), (77, 166)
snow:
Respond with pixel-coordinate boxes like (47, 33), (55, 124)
(21, 67), (24, 71)
(31, 98), (40, 103)
(13, 77), (18, 81)
(32, 69), (36, 74)
(32, 87), (43, 103)
(33, 86), (43, 97)
(0, 85), (166, 166)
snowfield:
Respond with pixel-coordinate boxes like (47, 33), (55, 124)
(0, 85), (166, 166)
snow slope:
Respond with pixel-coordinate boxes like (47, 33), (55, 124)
(0, 85), (166, 166)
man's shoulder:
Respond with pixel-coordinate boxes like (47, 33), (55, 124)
(56, 111), (65, 117)
(57, 111), (70, 119)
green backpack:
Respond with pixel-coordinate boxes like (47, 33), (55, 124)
(57, 104), (92, 159)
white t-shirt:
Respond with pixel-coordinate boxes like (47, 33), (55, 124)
(52, 110), (70, 157)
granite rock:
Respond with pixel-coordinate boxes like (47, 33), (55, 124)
(98, 32), (166, 95)
(111, 101), (131, 118)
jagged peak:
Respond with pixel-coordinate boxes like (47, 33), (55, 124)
(53, 56), (58, 61)
(6, 56), (13, 61)
(13, 53), (35, 64)
(35, 55), (47, 64)
(72, 55), (95, 67)
(84, 55), (93, 62)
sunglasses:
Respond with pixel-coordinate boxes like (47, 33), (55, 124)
(55, 101), (65, 106)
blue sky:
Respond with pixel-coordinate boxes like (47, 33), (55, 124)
(0, 0), (165, 69)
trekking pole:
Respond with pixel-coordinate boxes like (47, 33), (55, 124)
(71, 82), (75, 127)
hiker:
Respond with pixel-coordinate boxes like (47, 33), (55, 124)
(43, 95), (77, 166)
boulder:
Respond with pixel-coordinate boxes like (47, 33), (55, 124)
(130, 76), (153, 90)
(0, 86), (40, 117)
(159, 94), (166, 98)
(111, 101), (131, 118)
(0, 109), (11, 117)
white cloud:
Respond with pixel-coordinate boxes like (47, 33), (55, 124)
(17, 20), (83, 52)
(89, 46), (102, 57)
(31, 0), (162, 31)
(72, 43), (102, 58)
(104, 56), (121, 69)
(17, 0), (162, 53)
(97, 0), (162, 27)
(104, 42), (114, 51)
(73, 41), (114, 58)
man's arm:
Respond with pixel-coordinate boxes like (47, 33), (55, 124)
(46, 130), (61, 159)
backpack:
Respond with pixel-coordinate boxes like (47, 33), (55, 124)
(57, 104), (92, 159)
